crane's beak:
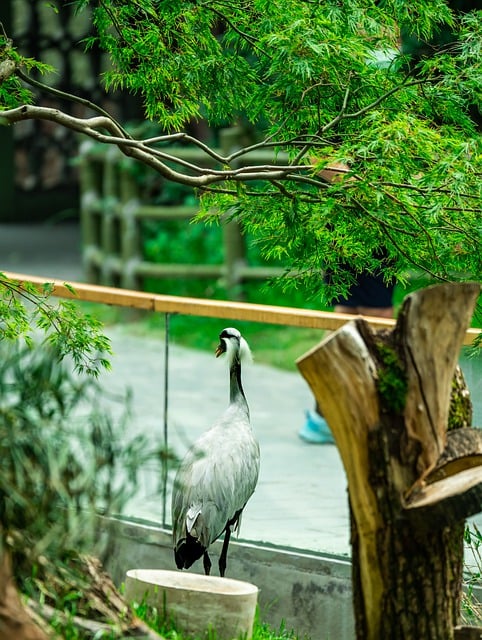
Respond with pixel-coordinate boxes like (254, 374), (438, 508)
(215, 341), (226, 358)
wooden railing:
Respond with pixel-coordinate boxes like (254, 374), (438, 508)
(78, 127), (289, 298)
(5, 272), (481, 345)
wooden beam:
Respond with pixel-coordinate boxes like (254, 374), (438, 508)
(2, 271), (481, 344)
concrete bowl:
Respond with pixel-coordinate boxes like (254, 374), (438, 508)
(125, 568), (259, 639)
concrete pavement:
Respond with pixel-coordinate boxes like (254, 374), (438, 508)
(0, 222), (352, 557)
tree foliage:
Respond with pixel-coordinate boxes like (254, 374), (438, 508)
(0, 4), (480, 635)
(0, 0), (481, 305)
(0, 274), (112, 376)
(0, 340), (166, 638)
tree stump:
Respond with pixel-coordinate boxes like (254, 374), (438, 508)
(0, 551), (50, 640)
(297, 283), (482, 640)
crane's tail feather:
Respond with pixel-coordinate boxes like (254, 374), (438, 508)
(174, 534), (206, 570)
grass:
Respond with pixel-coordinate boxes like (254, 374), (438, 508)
(68, 272), (426, 374)
(50, 604), (302, 640)
(132, 599), (303, 640)
(462, 524), (482, 626)
(145, 312), (328, 372)
(69, 301), (329, 372)
(139, 272), (334, 371)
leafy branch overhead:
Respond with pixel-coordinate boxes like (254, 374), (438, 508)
(0, 274), (111, 377)
(0, 0), (481, 297)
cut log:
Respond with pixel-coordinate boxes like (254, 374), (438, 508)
(297, 282), (482, 640)
(429, 428), (482, 480)
(404, 428), (482, 527)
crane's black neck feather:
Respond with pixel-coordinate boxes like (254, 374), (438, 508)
(230, 356), (248, 410)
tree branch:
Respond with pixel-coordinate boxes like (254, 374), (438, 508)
(0, 104), (320, 187)
(200, 2), (268, 57)
(16, 68), (132, 139)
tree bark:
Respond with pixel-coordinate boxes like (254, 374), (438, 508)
(0, 550), (51, 640)
(297, 282), (482, 640)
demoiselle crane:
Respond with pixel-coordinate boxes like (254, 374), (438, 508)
(171, 327), (260, 577)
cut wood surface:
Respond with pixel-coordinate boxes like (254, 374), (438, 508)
(404, 465), (482, 528)
(426, 428), (482, 483)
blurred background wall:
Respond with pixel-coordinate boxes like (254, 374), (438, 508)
(0, 0), (142, 223)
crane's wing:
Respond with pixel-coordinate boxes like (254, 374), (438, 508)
(171, 421), (260, 549)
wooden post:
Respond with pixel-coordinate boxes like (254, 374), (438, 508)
(297, 283), (482, 640)
(222, 219), (247, 300)
(79, 144), (102, 284)
(100, 149), (121, 287)
(119, 167), (142, 291)
(77, 133), (294, 294)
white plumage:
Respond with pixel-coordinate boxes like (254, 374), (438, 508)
(171, 327), (260, 576)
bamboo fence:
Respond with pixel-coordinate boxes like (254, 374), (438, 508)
(79, 127), (289, 297)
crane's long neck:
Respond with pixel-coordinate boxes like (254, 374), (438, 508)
(230, 358), (249, 414)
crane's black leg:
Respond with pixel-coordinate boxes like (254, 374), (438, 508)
(203, 551), (211, 575)
(219, 525), (232, 577)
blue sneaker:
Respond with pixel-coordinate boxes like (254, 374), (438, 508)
(298, 410), (335, 444)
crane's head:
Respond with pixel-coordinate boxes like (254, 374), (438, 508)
(215, 327), (252, 366)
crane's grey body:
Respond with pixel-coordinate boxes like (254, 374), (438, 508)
(171, 327), (260, 576)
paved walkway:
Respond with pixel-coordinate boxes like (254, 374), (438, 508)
(2, 222), (482, 560)
(0, 222), (83, 282)
(0, 223), (351, 556)
(105, 326), (350, 555)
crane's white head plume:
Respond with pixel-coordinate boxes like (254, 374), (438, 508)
(215, 327), (253, 367)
